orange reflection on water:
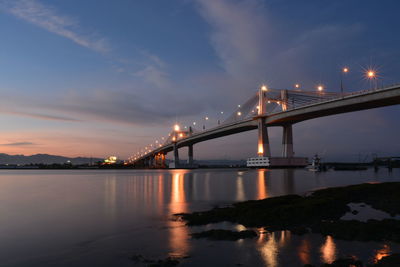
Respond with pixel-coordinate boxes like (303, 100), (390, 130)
(257, 169), (268, 200)
(236, 176), (245, 201)
(168, 170), (190, 258)
(320, 236), (337, 264)
(258, 231), (290, 267)
(374, 244), (391, 263)
(298, 239), (311, 265)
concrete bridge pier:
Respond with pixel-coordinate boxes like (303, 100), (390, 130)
(149, 156), (155, 168)
(160, 153), (166, 168)
(258, 118), (271, 157)
(282, 124), (294, 158)
(154, 154), (160, 167)
(188, 145), (194, 165)
(173, 143), (180, 167)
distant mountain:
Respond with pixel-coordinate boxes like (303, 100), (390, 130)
(0, 153), (104, 165)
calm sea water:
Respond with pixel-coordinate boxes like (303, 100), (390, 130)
(0, 168), (399, 267)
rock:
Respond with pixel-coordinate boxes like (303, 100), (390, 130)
(178, 182), (400, 242)
(374, 253), (400, 266)
(191, 229), (258, 241)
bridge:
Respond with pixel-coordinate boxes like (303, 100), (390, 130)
(128, 84), (400, 168)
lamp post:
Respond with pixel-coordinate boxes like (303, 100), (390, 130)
(341, 67), (349, 95)
(366, 70), (377, 89)
(203, 116), (208, 130)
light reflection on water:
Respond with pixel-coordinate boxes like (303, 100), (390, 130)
(320, 236), (337, 264)
(0, 168), (398, 266)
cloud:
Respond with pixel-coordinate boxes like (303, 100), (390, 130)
(195, 0), (269, 81)
(43, 89), (205, 126)
(0, 142), (36, 146)
(0, 109), (79, 122)
(0, 0), (109, 53)
(134, 65), (172, 88)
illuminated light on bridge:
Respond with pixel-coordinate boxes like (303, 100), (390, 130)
(317, 85), (324, 91)
(367, 70), (376, 79)
(179, 133), (183, 138)
(295, 84), (300, 88)
(261, 85), (268, 91)
(193, 122), (196, 125)
(343, 67), (349, 73)
(174, 124), (180, 131)
(237, 111), (242, 116)
(205, 117), (209, 120)
(258, 144), (264, 156)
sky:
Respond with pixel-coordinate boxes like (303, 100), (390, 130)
(0, 0), (400, 161)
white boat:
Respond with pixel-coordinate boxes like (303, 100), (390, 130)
(307, 154), (321, 172)
(247, 157), (270, 168)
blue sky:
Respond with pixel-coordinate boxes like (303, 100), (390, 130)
(0, 0), (399, 161)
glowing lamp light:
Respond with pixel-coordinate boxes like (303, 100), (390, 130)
(174, 124), (180, 131)
(179, 133), (183, 137)
(258, 144), (264, 155)
(237, 111), (242, 116)
(295, 84), (300, 88)
(261, 85), (268, 91)
(220, 111), (224, 114)
(193, 122), (196, 125)
(317, 85), (324, 91)
(343, 67), (349, 73)
(205, 117), (209, 120)
(367, 70), (376, 79)
(172, 136), (176, 141)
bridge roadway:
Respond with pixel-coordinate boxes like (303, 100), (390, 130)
(137, 84), (400, 162)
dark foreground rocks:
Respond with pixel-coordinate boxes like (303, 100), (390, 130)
(304, 253), (400, 266)
(177, 182), (400, 242)
(191, 229), (257, 241)
(131, 254), (185, 266)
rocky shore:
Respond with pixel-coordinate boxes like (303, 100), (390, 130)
(176, 182), (400, 266)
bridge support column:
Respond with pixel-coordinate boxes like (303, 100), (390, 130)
(282, 124), (294, 158)
(258, 118), (271, 157)
(154, 155), (159, 168)
(149, 156), (155, 168)
(161, 153), (166, 168)
(173, 143), (180, 167)
(188, 145), (194, 165)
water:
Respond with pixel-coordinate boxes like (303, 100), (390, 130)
(0, 168), (399, 266)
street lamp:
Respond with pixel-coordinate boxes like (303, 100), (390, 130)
(317, 85), (324, 91)
(341, 67), (349, 95)
(174, 124), (180, 131)
(294, 84), (300, 89)
(203, 116), (209, 130)
(366, 69), (377, 89)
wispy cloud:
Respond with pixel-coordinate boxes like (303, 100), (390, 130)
(45, 89), (205, 126)
(0, 142), (36, 146)
(0, 108), (80, 122)
(195, 0), (268, 81)
(0, 0), (109, 53)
